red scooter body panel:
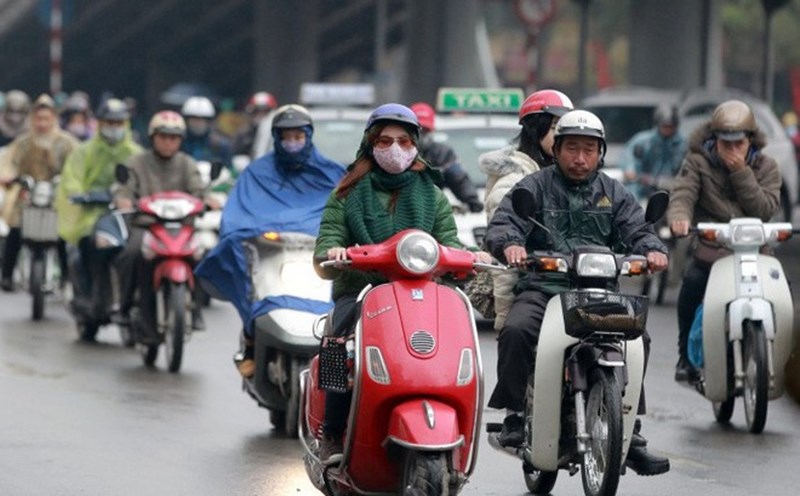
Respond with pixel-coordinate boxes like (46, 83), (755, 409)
(345, 281), (479, 492)
(153, 258), (194, 287)
(305, 356), (326, 438)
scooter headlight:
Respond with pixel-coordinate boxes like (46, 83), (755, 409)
(575, 253), (617, 278)
(731, 224), (765, 246)
(31, 182), (53, 207)
(396, 232), (440, 275)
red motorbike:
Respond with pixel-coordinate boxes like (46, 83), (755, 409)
(300, 229), (495, 495)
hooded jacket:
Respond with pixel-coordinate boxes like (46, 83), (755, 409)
(478, 145), (541, 329)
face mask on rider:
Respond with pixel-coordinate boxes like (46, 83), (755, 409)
(100, 125), (125, 144)
(67, 122), (87, 137)
(282, 138), (305, 154)
(372, 142), (418, 174)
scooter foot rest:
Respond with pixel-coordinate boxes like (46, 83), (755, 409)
(486, 422), (503, 433)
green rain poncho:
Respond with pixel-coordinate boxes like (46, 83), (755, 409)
(56, 131), (142, 245)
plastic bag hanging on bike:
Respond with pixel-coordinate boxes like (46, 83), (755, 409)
(688, 303), (704, 368)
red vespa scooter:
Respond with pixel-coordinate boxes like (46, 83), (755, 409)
(300, 229), (495, 495)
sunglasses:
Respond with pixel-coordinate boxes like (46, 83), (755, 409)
(373, 135), (414, 149)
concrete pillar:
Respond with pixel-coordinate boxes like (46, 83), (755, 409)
(253, 0), (319, 104)
(628, 0), (723, 90)
(403, 0), (444, 104)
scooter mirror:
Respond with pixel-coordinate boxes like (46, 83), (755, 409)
(210, 161), (223, 182)
(115, 163), (129, 184)
(645, 190), (669, 224)
(512, 188), (537, 219)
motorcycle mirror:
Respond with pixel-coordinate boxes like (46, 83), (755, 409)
(511, 188), (536, 219)
(645, 190), (669, 224)
(210, 161), (223, 182)
(115, 164), (129, 184)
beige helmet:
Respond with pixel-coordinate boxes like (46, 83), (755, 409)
(148, 110), (186, 138)
(711, 100), (756, 141)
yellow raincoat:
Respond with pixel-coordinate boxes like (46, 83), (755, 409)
(56, 130), (142, 245)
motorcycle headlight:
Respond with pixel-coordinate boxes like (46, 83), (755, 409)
(575, 253), (617, 278)
(31, 182), (53, 207)
(397, 231), (440, 275)
(731, 224), (765, 246)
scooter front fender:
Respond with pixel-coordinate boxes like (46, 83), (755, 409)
(384, 399), (464, 451)
(153, 259), (194, 288)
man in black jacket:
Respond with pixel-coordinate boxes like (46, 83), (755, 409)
(484, 109), (671, 476)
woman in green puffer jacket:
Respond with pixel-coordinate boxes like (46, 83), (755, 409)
(312, 103), (490, 463)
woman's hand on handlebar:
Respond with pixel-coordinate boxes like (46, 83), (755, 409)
(670, 219), (690, 237)
(646, 251), (669, 273)
(327, 247), (348, 262)
(503, 245), (527, 267)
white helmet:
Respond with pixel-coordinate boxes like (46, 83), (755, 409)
(554, 109), (606, 158)
(181, 96), (215, 119)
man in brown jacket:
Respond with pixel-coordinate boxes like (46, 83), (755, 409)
(667, 99), (781, 382)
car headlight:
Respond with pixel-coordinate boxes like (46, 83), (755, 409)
(575, 253), (617, 278)
(731, 224), (765, 246)
(397, 231), (440, 275)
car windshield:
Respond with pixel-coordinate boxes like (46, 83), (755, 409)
(585, 105), (657, 144)
(311, 119), (364, 166)
(433, 127), (518, 187)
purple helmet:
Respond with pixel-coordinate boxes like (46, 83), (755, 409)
(365, 103), (420, 135)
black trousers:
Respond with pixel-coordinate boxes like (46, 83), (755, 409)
(323, 294), (359, 438)
(489, 289), (652, 415)
(116, 227), (157, 336)
(676, 261), (711, 360)
(1, 227), (69, 282)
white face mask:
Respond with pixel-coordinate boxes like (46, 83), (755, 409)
(372, 143), (418, 174)
(282, 138), (305, 153)
(100, 126), (125, 144)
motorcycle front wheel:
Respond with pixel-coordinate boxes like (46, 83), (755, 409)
(743, 320), (769, 433)
(30, 253), (45, 320)
(163, 282), (188, 373)
(402, 451), (448, 496)
(581, 368), (623, 496)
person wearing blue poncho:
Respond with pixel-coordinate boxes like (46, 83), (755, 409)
(195, 104), (345, 377)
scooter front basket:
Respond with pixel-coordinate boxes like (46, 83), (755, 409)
(560, 290), (648, 340)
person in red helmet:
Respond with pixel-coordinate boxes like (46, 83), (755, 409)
(410, 102), (483, 213)
(478, 88), (573, 332)
(233, 91), (278, 158)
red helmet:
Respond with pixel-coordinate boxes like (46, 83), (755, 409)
(518, 89), (574, 123)
(246, 91), (277, 113)
(410, 102), (436, 131)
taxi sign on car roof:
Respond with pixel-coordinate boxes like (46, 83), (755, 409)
(436, 87), (524, 113)
(299, 83), (375, 106)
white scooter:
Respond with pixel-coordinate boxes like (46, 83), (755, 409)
(235, 231), (332, 437)
(692, 218), (796, 433)
(487, 189), (667, 496)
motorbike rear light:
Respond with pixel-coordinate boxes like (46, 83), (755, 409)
(699, 229), (719, 242)
(262, 231), (281, 241)
(575, 253), (617, 278)
(397, 231), (440, 275)
(775, 229), (792, 242)
(537, 256), (568, 273)
(365, 346), (391, 385)
(456, 348), (474, 386)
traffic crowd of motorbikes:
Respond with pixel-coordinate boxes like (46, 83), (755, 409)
(1, 84), (799, 496)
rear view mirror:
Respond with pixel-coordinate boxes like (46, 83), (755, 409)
(115, 164), (129, 184)
(645, 190), (669, 224)
(512, 188), (536, 219)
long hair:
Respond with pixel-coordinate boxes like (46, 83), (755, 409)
(335, 122), (425, 199)
(512, 113), (557, 167)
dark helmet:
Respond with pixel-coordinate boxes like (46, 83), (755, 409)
(365, 103), (420, 135)
(653, 103), (679, 127)
(96, 98), (130, 121)
(272, 104), (313, 130)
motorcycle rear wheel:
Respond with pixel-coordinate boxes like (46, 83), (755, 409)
(402, 451), (449, 496)
(30, 255), (45, 321)
(743, 321), (769, 433)
(164, 282), (187, 373)
(581, 368), (623, 496)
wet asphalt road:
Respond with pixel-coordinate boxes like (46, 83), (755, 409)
(2, 239), (800, 495)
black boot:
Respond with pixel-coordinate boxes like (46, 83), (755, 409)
(192, 307), (206, 331)
(625, 419), (670, 476)
(497, 413), (524, 448)
(674, 356), (699, 383)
